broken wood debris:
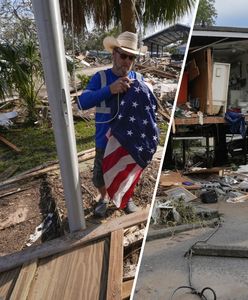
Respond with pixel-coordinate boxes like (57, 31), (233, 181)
(0, 208), (149, 273)
(0, 135), (21, 153)
(159, 171), (201, 190)
(0, 209), (149, 300)
(0, 147), (96, 190)
(0, 165), (19, 181)
(136, 63), (178, 79)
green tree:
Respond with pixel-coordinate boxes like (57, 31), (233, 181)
(60, 0), (197, 34)
(0, 0), (45, 124)
(0, 0), (36, 42)
(0, 40), (44, 124)
(195, 0), (217, 26)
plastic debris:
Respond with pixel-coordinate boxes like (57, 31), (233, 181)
(26, 213), (53, 247)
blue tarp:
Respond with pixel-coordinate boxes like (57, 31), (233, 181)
(225, 111), (247, 138)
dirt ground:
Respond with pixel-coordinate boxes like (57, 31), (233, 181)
(0, 159), (160, 256)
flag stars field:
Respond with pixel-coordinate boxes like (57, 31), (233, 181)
(132, 101), (138, 108)
(102, 81), (159, 208)
(137, 146), (143, 152)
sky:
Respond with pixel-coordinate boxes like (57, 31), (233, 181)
(215, 0), (248, 27)
(144, 0), (248, 38)
(144, 7), (197, 38)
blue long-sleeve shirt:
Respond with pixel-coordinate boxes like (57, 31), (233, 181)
(79, 68), (140, 149)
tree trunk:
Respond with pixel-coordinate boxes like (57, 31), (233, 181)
(120, 0), (136, 33)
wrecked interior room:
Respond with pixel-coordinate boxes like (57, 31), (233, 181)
(164, 25), (248, 170)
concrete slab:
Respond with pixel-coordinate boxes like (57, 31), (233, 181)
(134, 199), (248, 300)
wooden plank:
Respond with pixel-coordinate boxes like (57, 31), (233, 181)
(174, 115), (248, 126)
(0, 135), (21, 152)
(184, 167), (224, 175)
(9, 260), (37, 300)
(0, 268), (20, 300)
(0, 148), (95, 190)
(0, 208), (149, 273)
(158, 108), (171, 121)
(122, 279), (134, 300)
(27, 239), (109, 300)
(174, 116), (226, 125)
(187, 58), (200, 81)
(206, 48), (213, 115)
(0, 166), (19, 181)
(189, 50), (209, 113)
(159, 171), (200, 190)
(107, 229), (123, 300)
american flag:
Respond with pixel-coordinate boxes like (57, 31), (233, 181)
(102, 80), (159, 208)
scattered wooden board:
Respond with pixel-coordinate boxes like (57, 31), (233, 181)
(0, 208), (149, 273)
(27, 239), (109, 300)
(0, 135), (21, 153)
(0, 210), (147, 300)
(184, 167), (224, 175)
(9, 260), (37, 300)
(122, 279), (134, 299)
(160, 171), (200, 190)
(0, 148), (95, 190)
(164, 187), (197, 202)
(0, 267), (21, 299)
(107, 229), (123, 300)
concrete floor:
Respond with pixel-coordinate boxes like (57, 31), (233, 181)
(133, 200), (248, 300)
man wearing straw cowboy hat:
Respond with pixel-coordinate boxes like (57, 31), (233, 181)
(79, 31), (148, 217)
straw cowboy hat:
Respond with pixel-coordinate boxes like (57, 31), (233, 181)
(103, 31), (147, 56)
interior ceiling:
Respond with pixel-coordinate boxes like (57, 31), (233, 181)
(189, 26), (248, 59)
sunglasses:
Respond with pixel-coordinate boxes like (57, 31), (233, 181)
(115, 49), (136, 61)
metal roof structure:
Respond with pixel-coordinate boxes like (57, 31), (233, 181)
(190, 25), (248, 48)
(142, 23), (190, 55)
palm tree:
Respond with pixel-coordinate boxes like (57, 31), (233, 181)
(0, 40), (44, 124)
(60, 0), (197, 34)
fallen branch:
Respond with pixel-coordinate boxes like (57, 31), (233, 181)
(0, 135), (21, 152)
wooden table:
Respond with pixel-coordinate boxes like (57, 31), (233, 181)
(163, 115), (248, 169)
(174, 115), (248, 126)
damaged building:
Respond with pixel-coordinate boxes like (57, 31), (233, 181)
(165, 25), (248, 169)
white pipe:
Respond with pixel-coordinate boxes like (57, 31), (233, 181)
(31, 0), (85, 231)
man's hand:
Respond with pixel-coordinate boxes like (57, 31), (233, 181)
(109, 77), (132, 94)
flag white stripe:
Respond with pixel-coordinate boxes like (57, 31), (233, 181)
(104, 154), (135, 188)
(112, 164), (142, 208)
(104, 134), (121, 157)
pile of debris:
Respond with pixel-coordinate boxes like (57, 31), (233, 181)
(135, 57), (181, 80)
(152, 167), (248, 226)
(75, 51), (112, 68)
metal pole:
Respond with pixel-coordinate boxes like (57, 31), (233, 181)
(32, 0), (85, 231)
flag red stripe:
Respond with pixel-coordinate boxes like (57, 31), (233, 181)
(107, 163), (137, 199)
(102, 146), (129, 173)
(119, 169), (143, 209)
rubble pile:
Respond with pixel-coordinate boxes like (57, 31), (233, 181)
(75, 52), (112, 68)
(152, 168), (248, 226)
(135, 57), (180, 79)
